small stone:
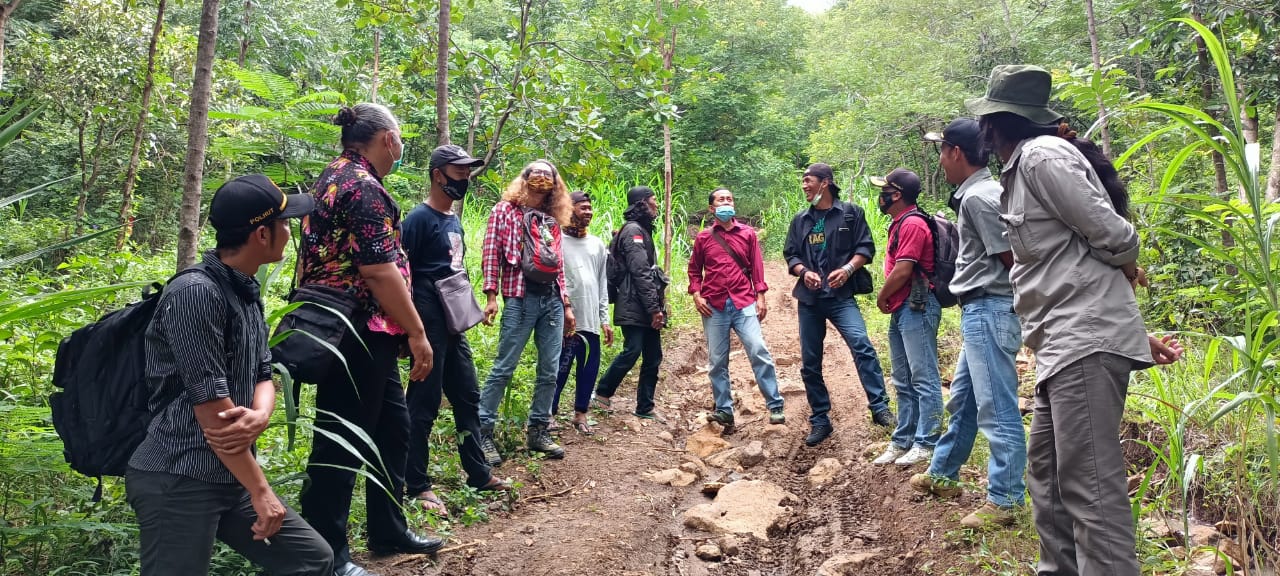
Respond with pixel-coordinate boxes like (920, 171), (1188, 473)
(686, 427), (733, 458)
(525, 538), (534, 547)
(807, 457), (843, 486)
(647, 468), (698, 486)
(1186, 550), (1217, 576)
(718, 535), (741, 556)
(623, 418), (644, 432)
(1188, 523), (1224, 547)
(494, 532), (505, 539)
(739, 441), (766, 468)
(679, 462), (704, 478)
(817, 551), (881, 575)
(1139, 516), (1175, 542)
(762, 424), (789, 438)
(863, 441), (889, 460)
(706, 447), (742, 469)
(702, 481), (726, 495)
(695, 543), (723, 561)
(657, 430), (675, 444)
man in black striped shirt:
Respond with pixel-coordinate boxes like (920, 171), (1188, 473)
(126, 174), (332, 575)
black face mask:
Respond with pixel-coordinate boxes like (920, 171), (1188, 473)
(947, 192), (961, 213)
(877, 191), (896, 215)
(440, 172), (470, 200)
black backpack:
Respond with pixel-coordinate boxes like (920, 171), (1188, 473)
(605, 223), (637, 304)
(890, 210), (961, 307)
(49, 264), (235, 498)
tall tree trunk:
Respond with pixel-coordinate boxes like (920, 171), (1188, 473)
(470, 0), (529, 183)
(176, 0), (219, 271)
(118, 0), (167, 248)
(658, 0), (678, 274)
(370, 29), (380, 102)
(435, 0), (450, 146)
(1239, 87), (1257, 203)
(0, 0), (22, 90)
(237, 0), (250, 67)
(1084, 0), (1112, 158)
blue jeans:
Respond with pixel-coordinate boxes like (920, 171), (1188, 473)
(702, 297), (783, 415)
(928, 295), (1026, 507)
(888, 292), (943, 449)
(797, 297), (889, 426)
(478, 292), (564, 430)
(553, 331), (601, 414)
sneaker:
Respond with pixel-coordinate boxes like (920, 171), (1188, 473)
(804, 424), (833, 446)
(894, 444), (933, 466)
(708, 410), (734, 427)
(479, 432), (503, 467)
(526, 425), (565, 459)
(960, 502), (1018, 529)
(871, 409), (896, 428)
(872, 444), (908, 465)
(909, 473), (962, 498)
(768, 407), (786, 425)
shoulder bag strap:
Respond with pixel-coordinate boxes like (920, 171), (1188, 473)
(710, 227), (754, 292)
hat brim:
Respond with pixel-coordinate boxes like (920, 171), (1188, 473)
(964, 96), (1063, 125)
(922, 131), (945, 143)
(278, 193), (316, 219)
(449, 158), (485, 168)
(868, 176), (888, 187)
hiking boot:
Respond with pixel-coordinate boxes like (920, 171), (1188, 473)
(872, 444), (908, 465)
(478, 432), (503, 467)
(708, 410), (735, 432)
(960, 502), (1018, 529)
(804, 424), (833, 446)
(871, 408), (896, 428)
(768, 407), (786, 425)
(894, 444), (934, 466)
(526, 425), (565, 459)
(909, 473), (962, 498)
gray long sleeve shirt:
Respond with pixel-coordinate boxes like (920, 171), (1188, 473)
(999, 136), (1153, 383)
(947, 168), (1014, 301)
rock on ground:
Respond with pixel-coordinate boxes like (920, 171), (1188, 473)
(647, 468), (698, 487)
(816, 551), (881, 576)
(686, 426), (733, 458)
(808, 458), (843, 487)
(695, 543), (723, 561)
(739, 441), (766, 468)
(682, 480), (797, 540)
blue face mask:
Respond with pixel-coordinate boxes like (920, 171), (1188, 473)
(714, 205), (735, 222)
(387, 135), (404, 176)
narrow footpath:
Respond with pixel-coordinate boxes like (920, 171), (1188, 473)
(369, 262), (1004, 576)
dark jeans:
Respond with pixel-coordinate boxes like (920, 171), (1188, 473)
(594, 325), (662, 415)
(553, 331), (602, 414)
(406, 291), (491, 495)
(300, 329), (410, 566)
(797, 297), (890, 426)
(126, 468), (333, 576)
(1029, 352), (1140, 576)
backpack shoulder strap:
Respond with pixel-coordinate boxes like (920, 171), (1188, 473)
(709, 227), (754, 290)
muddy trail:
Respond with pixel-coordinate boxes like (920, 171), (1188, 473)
(365, 262), (995, 576)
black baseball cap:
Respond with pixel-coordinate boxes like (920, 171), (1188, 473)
(209, 174), (314, 231)
(869, 168), (922, 197)
(924, 118), (982, 156)
(803, 163), (841, 194)
(429, 144), (485, 171)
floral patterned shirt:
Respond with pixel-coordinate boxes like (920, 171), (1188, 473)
(299, 150), (410, 335)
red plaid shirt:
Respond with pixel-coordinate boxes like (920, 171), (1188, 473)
(481, 201), (567, 300)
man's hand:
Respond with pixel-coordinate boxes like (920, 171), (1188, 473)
(827, 267), (851, 290)
(651, 311), (666, 330)
(755, 295), (768, 323)
(408, 332), (434, 381)
(692, 293), (713, 318)
(250, 490), (286, 541)
(603, 324), (615, 347)
(802, 270), (823, 291)
(204, 406), (271, 455)
(482, 295), (499, 326)
(1149, 333), (1184, 365)
(876, 290), (892, 314)
(564, 306), (577, 337)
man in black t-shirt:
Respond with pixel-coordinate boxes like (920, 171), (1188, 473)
(401, 145), (512, 517)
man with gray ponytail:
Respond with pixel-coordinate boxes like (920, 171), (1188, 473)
(297, 103), (442, 576)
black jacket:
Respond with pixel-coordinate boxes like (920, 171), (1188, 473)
(782, 200), (876, 306)
(612, 204), (665, 327)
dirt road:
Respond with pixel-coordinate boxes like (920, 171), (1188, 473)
(367, 262), (995, 576)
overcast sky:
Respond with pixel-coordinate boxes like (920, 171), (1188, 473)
(786, 0), (836, 13)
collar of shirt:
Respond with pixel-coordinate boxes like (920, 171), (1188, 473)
(340, 149), (382, 181)
(953, 167), (995, 203)
(199, 250), (262, 305)
(711, 219), (741, 233)
(1001, 139), (1032, 176)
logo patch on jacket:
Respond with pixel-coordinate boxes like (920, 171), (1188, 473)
(632, 235), (644, 243)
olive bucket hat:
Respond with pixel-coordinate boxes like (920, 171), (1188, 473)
(964, 64), (1064, 125)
